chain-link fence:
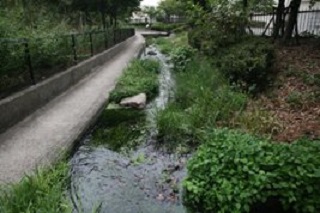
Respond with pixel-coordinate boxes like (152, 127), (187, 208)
(0, 28), (135, 99)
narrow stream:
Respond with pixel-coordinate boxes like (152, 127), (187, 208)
(69, 46), (189, 213)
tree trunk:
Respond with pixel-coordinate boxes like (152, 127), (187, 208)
(284, 0), (301, 42)
(273, 0), (285, 38)
(110, 16), (114, 26)
(243, 0), (248, 9)
(100, 0), (106, 30)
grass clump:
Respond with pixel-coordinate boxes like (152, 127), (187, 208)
(152, 32), (189, 55)
(184, 128), (320, 213)
(109, 59), (160, 103)
(231, 107), (283, 136)
(152, 37), (173, 55)
(0, 161), (71, 213)
(157, 55), (247, 149)
(92, 108), (146, 152)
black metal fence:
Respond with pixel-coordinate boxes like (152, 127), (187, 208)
(0, 28), (135, 99)
(249, 9), (320, 37)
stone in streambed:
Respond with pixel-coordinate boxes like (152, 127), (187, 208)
(147, 50), (157, 56)
(120, 93), (147, 109)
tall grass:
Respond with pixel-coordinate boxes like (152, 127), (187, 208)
(109, 59), (161, 103)
(92, 108), (146, 152)
(0, 161), (71, 213)
(156, 54), (247, 149)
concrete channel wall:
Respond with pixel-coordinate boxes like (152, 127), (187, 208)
(0, 35), (139, 134)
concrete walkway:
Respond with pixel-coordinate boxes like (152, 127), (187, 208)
(0, 34), (145, 184)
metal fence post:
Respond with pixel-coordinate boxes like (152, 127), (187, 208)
(24, 41), (36, 85)
(113, 29), (116, 45)
(71, 34), (78, 63)
(89, 32), (94, 56)
(104, 31), (108, 49)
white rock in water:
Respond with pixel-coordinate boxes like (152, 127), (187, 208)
(120, 93), (147, 109)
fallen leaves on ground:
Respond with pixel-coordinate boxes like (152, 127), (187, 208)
(245, 42), (320, 142)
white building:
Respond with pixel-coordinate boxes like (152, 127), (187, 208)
(130, 12), (156, 24)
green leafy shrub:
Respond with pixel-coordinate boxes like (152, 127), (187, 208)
(109, 59), (160, 103)
(0, 42), (27, 94)
(30, 36), (71, 71)
(150, 23), (184, 32)
(286, 91), (303, 108)
(184, 128), (320, 213)
(171, 46), (195, 72)
(218, 38), (275, 93)
(188, 4), (248, 55)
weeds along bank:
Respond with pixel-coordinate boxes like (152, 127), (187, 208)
(152, 33), (320, 213)
(0, 161), (70, 213)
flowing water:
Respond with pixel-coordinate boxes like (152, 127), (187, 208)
(69, 46), (189, 213)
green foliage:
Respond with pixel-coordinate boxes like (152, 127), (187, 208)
(152, 37), (173, 54)
(157, 0), (188, 19)
(0, 161), (71, 213)
(109, 59), (160, 103)
(92, 108), (146, 152)
(0, 0), (138, 97)
(150, 23), (184, 32)
(303, 73), (320, 87)
(142, 6), (158, 24)
(157, 55), (247, 149)
(218, 38), (275, 93)
(286, 91), (320, 108)
(152, 32), (189, 55)
(286, 91), (303, 108)
(184, 128), (320, 213)
(188, 3), (248, 55)
(156, 104), (196, 148)
(171, 46), (195, 72)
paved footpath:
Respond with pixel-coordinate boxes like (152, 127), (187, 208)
(0, 34), (145, 184)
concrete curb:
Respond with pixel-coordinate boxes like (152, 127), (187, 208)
(0, 34), (146, 183)
(67, 35), (147, 156)
(0, 35), (137, 134)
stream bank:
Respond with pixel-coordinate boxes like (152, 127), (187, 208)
(70, 46), (189, 213)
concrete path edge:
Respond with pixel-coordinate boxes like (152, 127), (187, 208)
(0, 34), (146, 183)
(0, 35), (138, 134)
